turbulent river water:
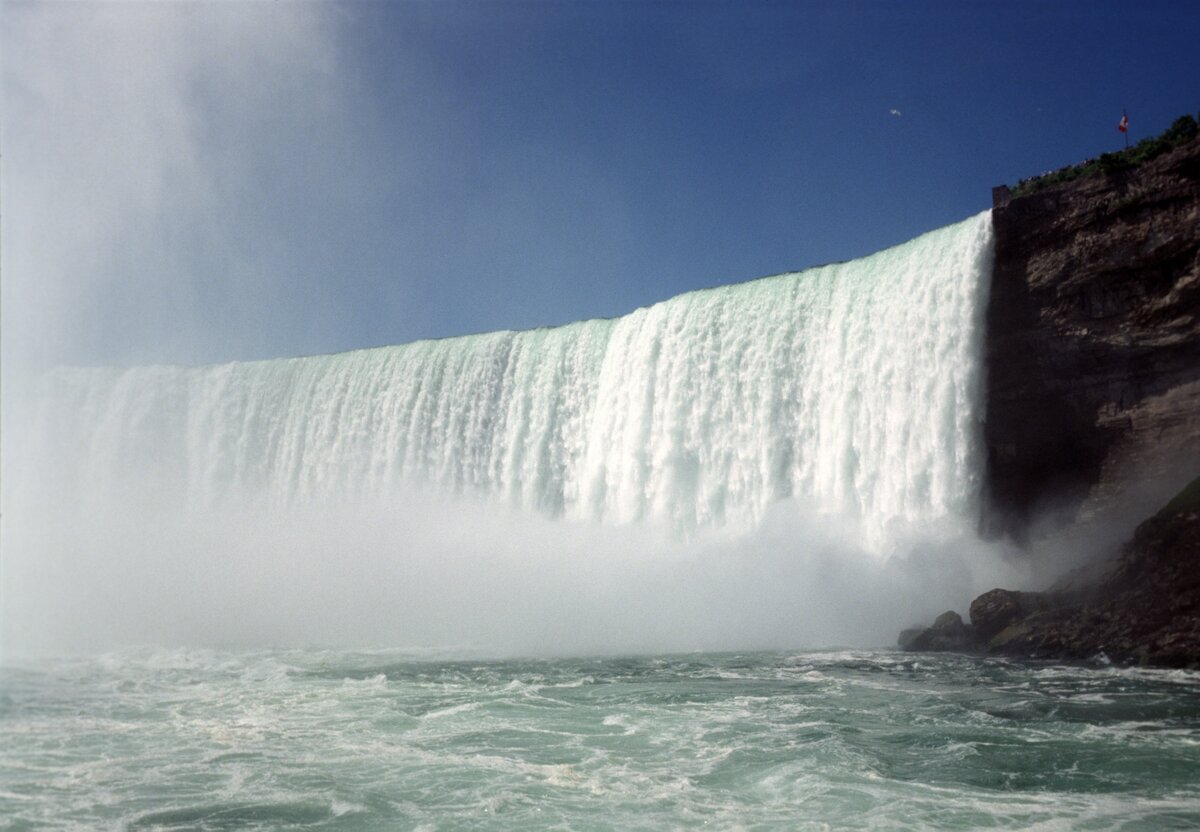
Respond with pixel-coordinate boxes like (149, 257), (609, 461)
(3, 648), (1199, 830)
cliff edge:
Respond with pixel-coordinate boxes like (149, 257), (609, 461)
(901, 131), (1200, 668)
(984, 136), (1200, 540)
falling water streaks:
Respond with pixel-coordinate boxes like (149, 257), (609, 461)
(30, 212), (993, 552)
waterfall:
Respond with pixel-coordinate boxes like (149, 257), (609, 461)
(30, 212), (993, 550)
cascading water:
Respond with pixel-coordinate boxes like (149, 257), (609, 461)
(27, 211), (993, 551)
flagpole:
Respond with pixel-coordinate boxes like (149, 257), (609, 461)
(1123, 108), (1129, 150)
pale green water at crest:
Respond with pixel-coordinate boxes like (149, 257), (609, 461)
(3, 649), (1199, 830)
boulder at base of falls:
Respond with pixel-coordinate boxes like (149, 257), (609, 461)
(901, 476), (1200, 668)
(897, 610), (981, 653)
(968, 588), (1061, 642)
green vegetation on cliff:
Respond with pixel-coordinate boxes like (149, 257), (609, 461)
(1011, 112), (1199, 197)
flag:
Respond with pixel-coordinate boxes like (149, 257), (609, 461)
(1118, 114), (1129, 133)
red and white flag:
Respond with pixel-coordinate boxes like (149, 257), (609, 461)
(1118, 114), (1129, 133)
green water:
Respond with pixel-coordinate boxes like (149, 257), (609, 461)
(2, 649), (1199, 830)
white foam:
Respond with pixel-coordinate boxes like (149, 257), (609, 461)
(21, 213), (993, 552)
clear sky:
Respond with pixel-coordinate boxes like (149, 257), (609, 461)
(2, 0), (1197, 372)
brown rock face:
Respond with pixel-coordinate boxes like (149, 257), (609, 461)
(901, 477), (1200, 667)
(984, 138), (1200, 539)
(897, 610), (978, 653)
(969, 589), (1066, 641)
(981, 479), (1200, 667)
(969, 589), (1023, 641)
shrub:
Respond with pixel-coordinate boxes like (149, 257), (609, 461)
(1098, 152), (1132, 173)
(1009, 108), (1199, 197)
(1162, 115), (1198, 145)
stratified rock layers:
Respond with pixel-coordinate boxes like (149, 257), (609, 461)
(985, 138), (1200, 538)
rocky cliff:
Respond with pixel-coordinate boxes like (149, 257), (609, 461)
(900, 135), (1200, 668)
(984, 137), (1200, 540)
(903, 476), (1200, 668)
(977, 476), (1200, 667)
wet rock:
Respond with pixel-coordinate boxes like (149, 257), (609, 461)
(969, 589), (1024, 641)
(898, 610), (981, 653)
(969, 589), (1063, 643)
(897, 628), (927, 651)
(969, 476), (1200, 668)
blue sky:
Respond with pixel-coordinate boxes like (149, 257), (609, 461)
(2, 0), (1197, 372)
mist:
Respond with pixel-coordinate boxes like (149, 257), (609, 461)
(1, 473), (1029, 660)
(0, 3), (379, 376)
(1013, 458), (1200, 592)
(3, 364), (1021, 659)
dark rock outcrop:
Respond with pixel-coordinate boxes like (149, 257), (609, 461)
(982, 476), (1200, 667)
(901, 477), (1200, 667)
(984, 137), (1200, 540)
(897, 610), (979, 653)
(970, 589), (1035, 642)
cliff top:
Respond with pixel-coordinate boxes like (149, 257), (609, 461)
(994, 112), (1199, 204)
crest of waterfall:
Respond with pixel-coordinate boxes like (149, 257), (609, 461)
(29, 212), (993, 550)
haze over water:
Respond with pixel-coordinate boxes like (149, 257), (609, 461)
(4, 214), (1002, 656)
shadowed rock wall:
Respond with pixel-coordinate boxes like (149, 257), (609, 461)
(984, 138), (1200, 540)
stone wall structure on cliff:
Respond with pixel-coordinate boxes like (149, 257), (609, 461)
(984, 137), (1200, 540)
